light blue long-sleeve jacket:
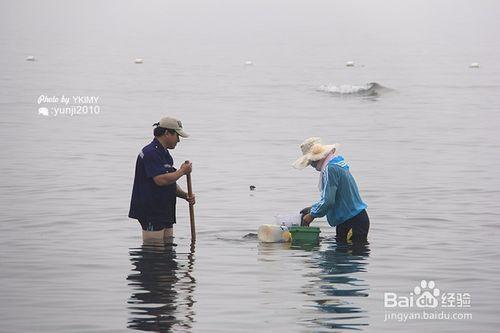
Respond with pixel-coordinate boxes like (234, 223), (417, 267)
(310, 156), (367, 227)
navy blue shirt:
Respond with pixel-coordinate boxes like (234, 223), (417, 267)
(129, 138), (177, 225)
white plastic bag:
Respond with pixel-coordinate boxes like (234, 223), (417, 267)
(274, 213), (301, 228)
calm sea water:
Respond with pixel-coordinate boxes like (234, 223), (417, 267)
(1, 0), (500, 332)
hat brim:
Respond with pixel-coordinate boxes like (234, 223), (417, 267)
(292, 155), (310, 169)
(175, 128), (189, 138)
(292, 144), (337, 170)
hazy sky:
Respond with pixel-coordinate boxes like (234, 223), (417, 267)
(1, 0), (499, 59)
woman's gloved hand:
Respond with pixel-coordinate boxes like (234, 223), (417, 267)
(302, 214), (314, 227)
(300, 206), (311, 215)
(300, 206), (312, 226)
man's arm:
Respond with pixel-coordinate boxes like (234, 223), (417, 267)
(153, 161), (192, 186)
(176, 184), (188, 199)
(176, 182), (196, 205)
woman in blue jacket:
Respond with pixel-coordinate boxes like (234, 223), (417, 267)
(293, 137), (369, 243)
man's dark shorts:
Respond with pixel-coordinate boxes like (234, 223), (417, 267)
(138, 219), (175, 231)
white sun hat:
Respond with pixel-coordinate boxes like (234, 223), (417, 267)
(292, 137), (337, 169)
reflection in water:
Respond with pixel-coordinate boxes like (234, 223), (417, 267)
(127, 242), (196, 332)
(302, 240), (370, 331)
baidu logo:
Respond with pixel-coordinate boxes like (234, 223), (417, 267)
(383, 280), (472, 322)
(385, 280), (440, 308)
(414, 280), (440, 307)
(384, 279), (471, 309)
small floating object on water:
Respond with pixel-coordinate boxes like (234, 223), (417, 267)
(469, 62), (480, 68)
(134, 58), (144, 64)
(258, 224), (291, 243)
(249, 185), (256, 191)
(245, 60), (253, 66)
(346, 61), (355, 67)
(243, 232), (258, 239)
(26, 55), (36, 61)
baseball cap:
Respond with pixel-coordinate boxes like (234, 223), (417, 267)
(156, 116), (189, 138)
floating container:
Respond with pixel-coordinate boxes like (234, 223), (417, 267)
(290, 226), (320, 244)
(258, 224), (291, 243)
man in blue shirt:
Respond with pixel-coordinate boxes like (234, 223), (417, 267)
(129, 117), (195, 243)
(293, 137), (369, 243)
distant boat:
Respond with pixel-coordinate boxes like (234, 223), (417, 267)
(245, 60), (253, 66)
(26, 55), (36, 61)
(469, 62), (480, 68)
(134, 58), (144, 64)
(346, 61), (355, 67)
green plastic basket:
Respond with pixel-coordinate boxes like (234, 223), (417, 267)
(290, 226), (321, 244)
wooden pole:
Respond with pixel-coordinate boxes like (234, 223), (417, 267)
(186, 161), (196, 242)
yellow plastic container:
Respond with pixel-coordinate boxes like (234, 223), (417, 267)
(257, 224), (291, 243)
